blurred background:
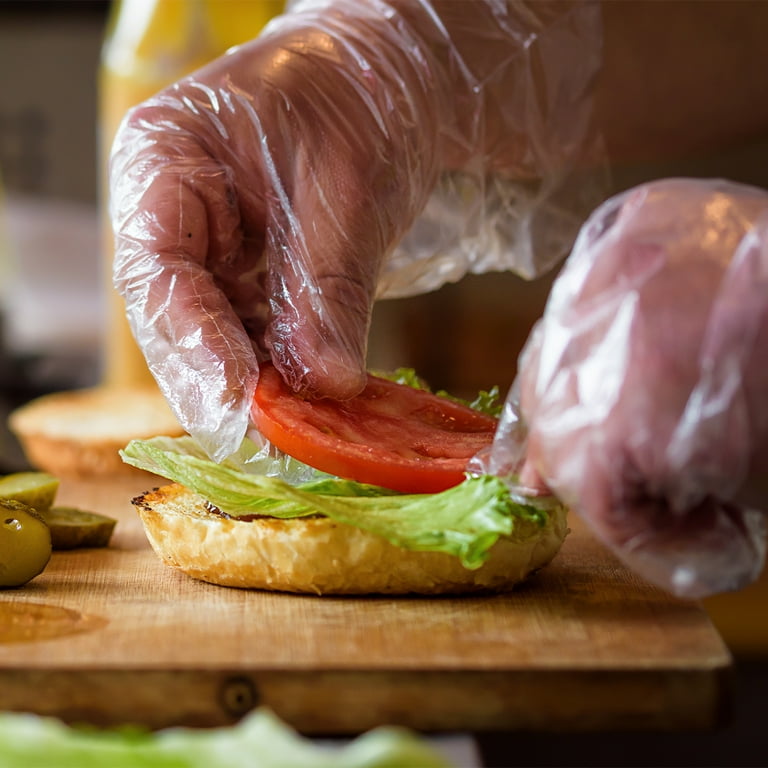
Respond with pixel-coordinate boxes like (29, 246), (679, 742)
(0, 0), (107, 469)
(1, 1), (768, 765)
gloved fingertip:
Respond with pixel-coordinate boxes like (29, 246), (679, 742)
(271, 342), (367, 401)
(518, 459), (551, 496)
(304, 358), (368, 400)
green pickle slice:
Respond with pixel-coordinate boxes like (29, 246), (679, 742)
(0, 499), (52, 587)
(0, 472), (59, 512)
(39, 507), (117, 550)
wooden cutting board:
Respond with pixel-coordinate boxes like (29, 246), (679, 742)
(0, 475), (731, 734)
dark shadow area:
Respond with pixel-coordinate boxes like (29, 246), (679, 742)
(478, 657), (768, 767)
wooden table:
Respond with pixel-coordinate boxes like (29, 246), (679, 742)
(0, 475), (731, 734)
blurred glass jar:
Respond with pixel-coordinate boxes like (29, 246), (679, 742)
(99, 0), (284, 388)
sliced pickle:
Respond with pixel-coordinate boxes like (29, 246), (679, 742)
(38, 507), (117, 550)
(0, 472), (60, 512)
(0, 499), (52, 587)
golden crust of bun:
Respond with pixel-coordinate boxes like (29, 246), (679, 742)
(133, 483), (569, 595)
(9, 386), (184, 478)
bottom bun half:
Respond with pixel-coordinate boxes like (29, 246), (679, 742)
(133, 483), (569, 595)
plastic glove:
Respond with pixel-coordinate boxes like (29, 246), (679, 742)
(110, 0), (604, 461)
(476, 178), (768, 598)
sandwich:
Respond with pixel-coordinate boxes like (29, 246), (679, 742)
(122, 365), (568, 594)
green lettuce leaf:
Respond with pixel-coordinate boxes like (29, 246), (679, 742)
(121, 436), (554, 570)
(374, 367), (503, 418)
(0, 708), (452, 768)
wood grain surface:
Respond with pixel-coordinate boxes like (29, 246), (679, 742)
(0, 475), (731, 734)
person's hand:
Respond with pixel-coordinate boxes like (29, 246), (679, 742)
(109, 0), (602, 461)
(110, 5), (440, 461)
(480, 178), (768, 597)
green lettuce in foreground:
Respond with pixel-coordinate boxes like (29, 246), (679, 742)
(0, 708), (452, 768)
(121, 436), (557, 570)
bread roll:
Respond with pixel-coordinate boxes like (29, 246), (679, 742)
(9, 387), (184, 478)
(133, 483), (569, 594)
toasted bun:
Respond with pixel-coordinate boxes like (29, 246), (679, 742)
(9, 386), (185, 478)
(133, 483), (569, 595)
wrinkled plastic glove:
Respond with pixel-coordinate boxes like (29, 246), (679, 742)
(476, 178), (768, 598)
(110, 0), (604, 461)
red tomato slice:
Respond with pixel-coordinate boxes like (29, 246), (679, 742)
(251, 364), (498, 493)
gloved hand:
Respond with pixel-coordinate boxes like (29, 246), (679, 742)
(478, 178), (768, 598)
(109, 0), (603, 461)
